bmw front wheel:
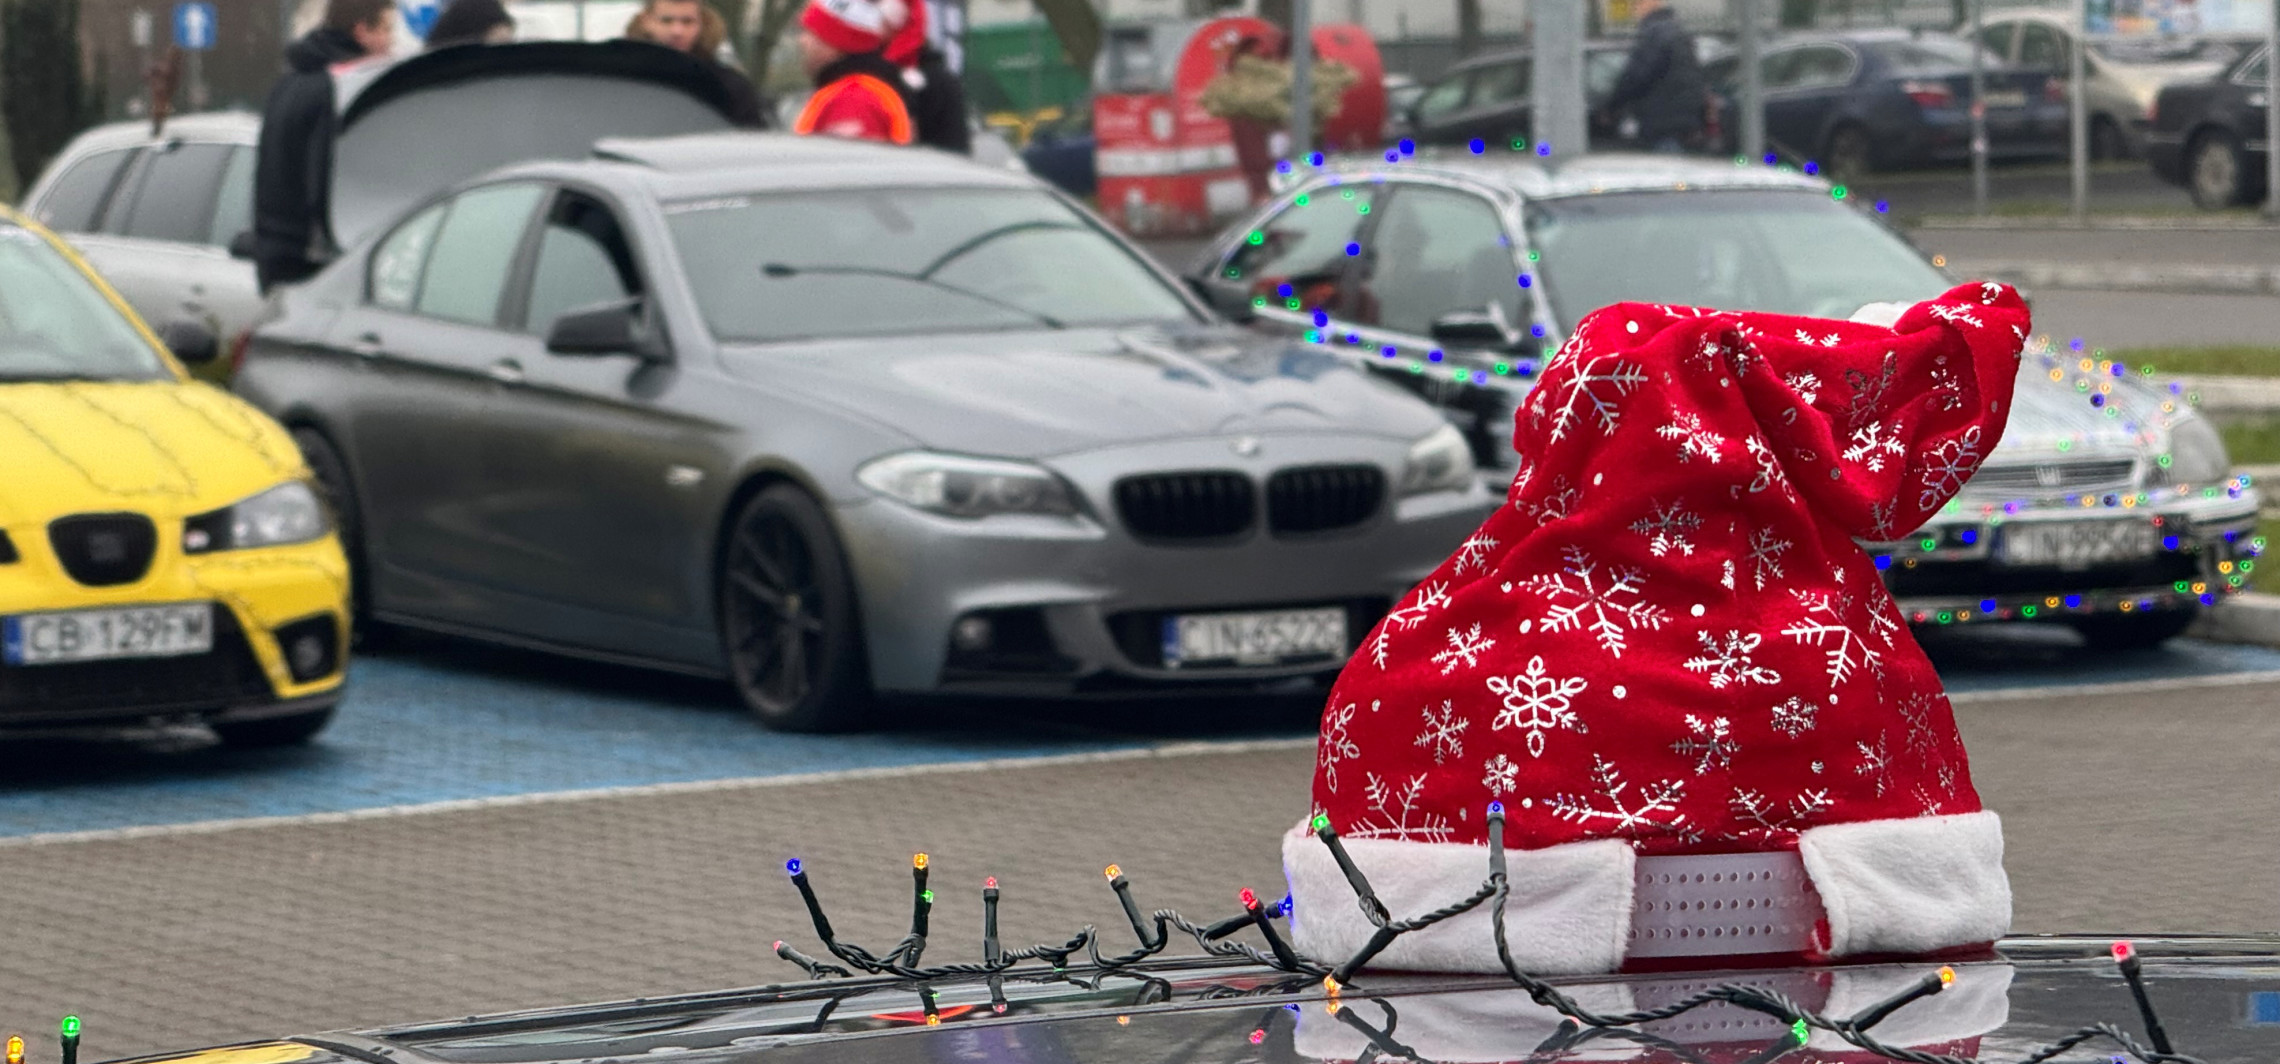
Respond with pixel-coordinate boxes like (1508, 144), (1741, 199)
(719, 485), (871, 732)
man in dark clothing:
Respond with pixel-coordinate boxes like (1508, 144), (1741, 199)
(253, 0), (394, 293)
(882, 0), (970, 154)
(629, 0), (766, 128)
(1602, 0), (1707, 153)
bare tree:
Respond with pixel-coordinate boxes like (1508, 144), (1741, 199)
(1457, 0), (1482, 57)
(1030, 0), (1104, 71)
(746, 0), (803, 89)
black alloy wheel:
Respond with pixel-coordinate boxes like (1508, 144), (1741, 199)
(1823, 125), (1873, 186)
(2071, 608), (2200, 651)
(2188, 130), (2250, 209)
(719, 485), (870, 732)
(292, 427), (380, 644)
(213, 706), (337, 747)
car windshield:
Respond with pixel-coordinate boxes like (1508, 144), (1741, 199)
(1868, 35), (2001, 71)
(665, 187), (1198, 344)
(1527, 189), (1950, 326)
(2091, 35), (2239, 65)
(0, 223), (168, 382)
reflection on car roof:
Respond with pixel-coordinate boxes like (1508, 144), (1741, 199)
(585, 132), (1038, 198)
(64, 110), (261, 149)
(1306, 149), (1831, 201)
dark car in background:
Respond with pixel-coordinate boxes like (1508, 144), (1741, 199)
(2146, 42), (2272, 208)
(1703, 29), (2067, 179)
(1397, 38), (1730, 151)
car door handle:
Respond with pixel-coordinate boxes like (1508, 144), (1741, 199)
(487, 358), (525, 384)
(350, 333), (385, 359)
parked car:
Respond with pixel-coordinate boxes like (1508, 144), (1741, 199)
(18, 112), (261, 384)
(2146, 42), (2272, 208)
(235, 58), (1496, 732)
(0, 205), (349, 745)
(1702, 29), (2068, 180)
(1969, 11), (2237, 159)
(1190, 152), (2258, 647)
(1402, 39), (1730, 151)
(1019, 107), (1097, 197)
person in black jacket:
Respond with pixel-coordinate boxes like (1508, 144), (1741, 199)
(628, 0), (767, 128)
(425, 0), (514, 47)
(1602, 0), (1707, 153)
(881, 0), (970, 154)
(252, 0), (394, 293)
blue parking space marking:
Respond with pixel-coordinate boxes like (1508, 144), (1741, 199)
(5, 629), (2280, 838)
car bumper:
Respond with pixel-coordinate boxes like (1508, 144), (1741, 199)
(0, 537), (350, 731)
(1865, 488), (2261, 627)
(1912, 107), (2071, 164)
(835, 446), (1498, 696)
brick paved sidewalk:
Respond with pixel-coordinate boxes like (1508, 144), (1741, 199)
(4, 684), (2275, 1061)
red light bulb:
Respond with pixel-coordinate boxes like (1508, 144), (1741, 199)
(2112, 940), (2136, 962)
(985, 876), (998, 889)
(1239, 887), (1259, 909)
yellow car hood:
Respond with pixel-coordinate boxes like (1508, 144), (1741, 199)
(0, 380), (306, 528)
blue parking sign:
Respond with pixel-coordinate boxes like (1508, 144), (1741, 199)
(172, 0), (215, 50)
(397, 0), (439, 41)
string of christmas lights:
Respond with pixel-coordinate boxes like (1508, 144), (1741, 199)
(774, 808), (2206, 1064)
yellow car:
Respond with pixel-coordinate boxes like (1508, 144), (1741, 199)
(0, 207), (349, 746)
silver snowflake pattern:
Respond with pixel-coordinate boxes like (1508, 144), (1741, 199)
(1783, 371), (1823, 405)
(1927, 302), (1984, 329)
(1721, 559), (1736, 590)
(1670, 714), (1740, 775)
(1769, 696), (1819, 738)
(1937, 763), (1959, 794)
(1918, 425), (1985, 510)
(1681, 629), (1782, 690)
(1687, 334), (1729, 373)
(1367, 627), (1393, 670)
(1842, 419), (1905, 472)
(1318, 701), (1362, 793)
(1546, 754), (1697, 843)
(1740, 435), (1792, 499)
(1628, 499), (1702, 557)
(1484, 655), (1590, 758)
(1855, 732), (1892, 797)
(1914, 783), (1947, 816)
(1979, 280), (2006, 304)
(1432, 623), (1496, 675)
(1779, 584), (1895, 692)
(1866, 499), (1899, 539)
(1482, 753), (1520, 795)
(1413, 700), (1470, 764)
(1897, 692), (1942, 755)
(1656, 412), (1729, 464)
(1453, 533), (1498, 575)
(1745, 527), (1792, 591)
(1927, 356), (1966, 412)
(1544, 355), (1648, 442)
(1385, 581), (1452, 631)
(1347, 773), (1456, 842)
(1525, 475), (1581, 527)
(1527, 545), (1669, 658)
(1842, 352), (1898, 433)
(1728, 787), (1834, 841)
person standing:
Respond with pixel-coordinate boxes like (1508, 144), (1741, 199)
(793, 0), (913, 145)
(1601, 0), (1707, 153)
(630, 0), (766, 127)
(882, 0), (970, 154)
(252, 0), (393, 293)
(424, 0), (514, 48)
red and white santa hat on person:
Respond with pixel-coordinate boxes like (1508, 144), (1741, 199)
(801, 0), (887, 55)
(1285, 282), (2032, 976)
(880, 0), (926, 68)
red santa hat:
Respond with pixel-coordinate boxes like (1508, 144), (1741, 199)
(801, 0), (886, 55)
(882, 0), (926, 67)
(1285, 282), (2031, 975)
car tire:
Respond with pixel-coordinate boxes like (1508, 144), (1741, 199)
(719, 484), (871, 732)
(1823, 125), (1873, 185)
(2187, 129), (2250, 209)
(2071, 608), (2199, 651)
(2090, 115), (2128, 161)
(292, 427), (384, 646)
(212, 706), (336, 748)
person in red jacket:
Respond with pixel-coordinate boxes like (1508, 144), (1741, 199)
(794, 0), (913, 144)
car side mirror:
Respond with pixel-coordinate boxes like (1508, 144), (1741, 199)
(227, 230), (256, 261)
(546, 297), (655, 358)
(158, 319), (219, 364)
(1184, 274), (1257, 324)
(1429, 309), (1519, 350)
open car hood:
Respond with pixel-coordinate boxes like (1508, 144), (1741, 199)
(330, 41), (736, 251)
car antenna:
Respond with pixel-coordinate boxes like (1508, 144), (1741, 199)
(147, 45), (183, 138)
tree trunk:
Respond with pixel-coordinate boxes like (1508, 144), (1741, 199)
(1456, 0), (1482, 58)
(1, 0), (89, 190)
(1030, 0), (1103, 73)
(747, 0), (802, 90)
(1779, 0), (1819, 28)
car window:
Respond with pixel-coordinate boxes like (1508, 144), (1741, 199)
(0, 225), (169, 381)
(32, 148), (137, 233)
(371, 202), (448, 311)
(2235, 48), (2269, 84)
(1788, 46), (1856, 89)
(1585, 49), (1627, 99)
(415, 183), (546, 327)
(1978, 23), (2016, 61)
(1470, 61), (1529, 107)
(1357, 184), (1518, 338)
(2018, 23), (2065, 69)
(1414, 72), (1470, 122)
(119, 143), (234, 245)
(1223, 183), (1378, 318)
(1758, 48), (1806, 89)
(206, 146), (255, 248)
(523, 191), (640, 336)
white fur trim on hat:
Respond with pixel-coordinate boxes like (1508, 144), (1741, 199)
(1799, 810), (2012, 958)
(1281, 820), (1636, 975)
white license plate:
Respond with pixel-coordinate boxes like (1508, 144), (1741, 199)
(1982, 89), (2028, 109)
(3, 603), (214, 666)
(1996, 521), (2157, 569)
(1162, 607), (1348, 668)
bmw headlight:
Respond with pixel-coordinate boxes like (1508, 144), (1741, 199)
(857, 452), (1080, 518)
(1399, 423), (1476, 496)
(182, 481), (330, 554)
(2155, 416), (2231, 486)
